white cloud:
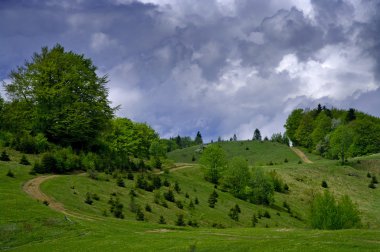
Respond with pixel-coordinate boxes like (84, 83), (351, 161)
(276, 45), (377, 100)
(90, 32), (117, 52)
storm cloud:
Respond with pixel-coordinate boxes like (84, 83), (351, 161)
(1, 0), (379, 141)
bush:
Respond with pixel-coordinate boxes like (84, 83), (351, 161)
(0, 150), (10, 161)
(310, 191), (361, 229)
(228, 205), (239, 221)
(321, 180), (328, 188)
(176, 200), (183, 209)
(145, 204), (152, 212)
(85, 192), (93, 205)
(6, 169), (14, 178)
(251, 214), (258, 227)
(158, 215), (166, 224)
(163, 178), (170, 187)
(109, 196), (124, 219)
(367, 172), (371, 178)
(127, 171), (134, 180)
(208, 191), (218, 208)
(19, 155), (31, 165)
(164, 189), (175, 202)
(264, 211), (271, 218)
(188, 200), (195, 210)
(152, 176), (161, 189)
(92, 193), (100, 201)
(136, 208), (145, 221)
(117, 177), (125, 187)
(372, 176), (378, 184)
(195, 197), (199, 205)
(368, 181), (376, 189)
(176, 214), (185, 226)
(174, 181), (181, 193)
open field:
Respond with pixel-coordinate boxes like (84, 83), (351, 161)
(1, 144), (380, 251)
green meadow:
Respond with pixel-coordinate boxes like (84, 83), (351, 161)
(1, 143), (380, 251)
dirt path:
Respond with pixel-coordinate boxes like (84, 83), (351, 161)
(155, 163), (196, 174)
(291, 147), (313, 164)
(23, 175), (101, 221)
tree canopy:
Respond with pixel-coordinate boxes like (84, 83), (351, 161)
(3, 44), (114, 149)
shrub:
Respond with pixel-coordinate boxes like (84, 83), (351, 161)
(185, 192), (189, 198)
(372, 176), (378, 184)
(163, 178), (170, 187)
(0, 150), (10, 161)
(208, 191), (218, 208)
(117, 177), (125, 187)
(127, 171), (134, 180)
(228, 205), (239, 221)
(176, 200), (184, 209)
(284, 158), (288, 163)
(40, 152), (57, 173)
(283, 201), (291, 213)
(109, 196), (124, 219)
(174, 181), (181, 193)
(188, 200), (195, 210)
(158, 215), (166, 224)
(152, 176), (161, 189)
(176, 214), (185, 226)
(321, 180), (328, 188)
(136, 175), (148, 190)
(251, 214), (258, 227)
(269, 170), (285, 193)
(145, 204), (152, 212)
(136, 208), (145, 221)
(85, 192), (93, 205)
(188, 220), (199, 227)
(310, 191), (360, 229)
(164, 189), (175, 202)
(92, 193), (100, 201)
(195, 197), (199, 205)
(367, 172), (371, 178)
(368, 181), (376, 189)
(264, 210), (271, 218)
(6, 169), (14, 178)
(19, 155), (31, 165)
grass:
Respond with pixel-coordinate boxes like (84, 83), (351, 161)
(1, 146), (380, 251)
(168, 141), (301, 165)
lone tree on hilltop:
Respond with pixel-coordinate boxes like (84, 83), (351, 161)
(195, 131), (203, 145)
(253, 129), (262, 141)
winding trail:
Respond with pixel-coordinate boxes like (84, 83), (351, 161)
(23, 175), (101, 221)
(291, 147), (313, 164)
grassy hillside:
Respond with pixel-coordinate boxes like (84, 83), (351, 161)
(1, 147), (380, 251)
(168, 141), (301, 165)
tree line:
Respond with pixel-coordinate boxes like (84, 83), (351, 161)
(285, 105), (380, 163)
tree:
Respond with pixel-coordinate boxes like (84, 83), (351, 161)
(233, 134), (237, 141)
(253, 129), (262, 141)
(294, 113), (314, 149)
(199, 144), (227, 184)
(221, 157), (251, 199)
(311, 111), (331, 148)
(284, 109), (304, 145)
(329, 125), (354, 164)
(4, 44), (114, 149)
(345, 108), (356, 122)
(194, 131), (203, 145)
(247, 168), (274, 205)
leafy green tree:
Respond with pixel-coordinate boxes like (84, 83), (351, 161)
(200, 144), (227, 184)
(247, 168), (274, 205)
(253, 128), (262, 141)
(194, 131), (203, 145)
(311, 111), (331, 147)
(285, 109), (304, 145)
(329, 125), (354, 164)
(350, 118), (380, 156)
(4, 44), (114, 148)
(310, 191), (360, 229)
(221, 157), (251, 199)
(294, 113), (314, 149)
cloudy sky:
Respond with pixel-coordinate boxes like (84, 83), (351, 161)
(1, 0), (379, 141)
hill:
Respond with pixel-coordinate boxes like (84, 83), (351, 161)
(167, 141), (301, 165)
(1, 146), (380, 251)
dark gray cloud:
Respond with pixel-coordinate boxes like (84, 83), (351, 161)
(0, 0), (379, 141)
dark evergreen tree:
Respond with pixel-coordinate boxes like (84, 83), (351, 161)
(253, 128), (262, 141)
(19, 155), (31, 165)
(0, 151), (10, 161)
(194, 131), (203, 145)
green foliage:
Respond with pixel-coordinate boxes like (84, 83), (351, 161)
(194, 131), (203, 145)
(175, 200), (184, 209)
(19, 155), (31, 165)
(0, 150), (11, 161)
(321, 180), (328, 188)
(163, 189), (175, 202)
(253, 128), (262, 141)
(108, 196), (124, 219)
(208, 190), (219, 208)
(6, 169), (15, 178)
(310, 191), (360, 230)
(221, 157), (250, 199)
(329, 125), (354, 164)
(284, 109), (304, 145)
(136, 207), (145, 221)
(228, 204), (240, 221)
(295, 113), (314, 149)
(200, 144), (227, 184)
(175, 214), (185, 226)
(174, 181), (181, 193)
(145, 204), (152, 212)
(247, 168), (274, 205)
(4, 44), (114, 148)
(158, 215), (166, 224)
(85, 192), (93, 205)
(117, 177), (125, 187)
(268, 170), (286, 193)
(251, 214), (258, 227)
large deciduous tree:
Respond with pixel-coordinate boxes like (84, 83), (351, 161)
(4, 44), (114, 148)
(199, 144), (227, 184)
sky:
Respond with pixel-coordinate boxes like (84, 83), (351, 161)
(1, 0), (380, 142)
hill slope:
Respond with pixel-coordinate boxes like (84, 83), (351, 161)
(167, 141), (301, 165)
(1, 147), (380, 251)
